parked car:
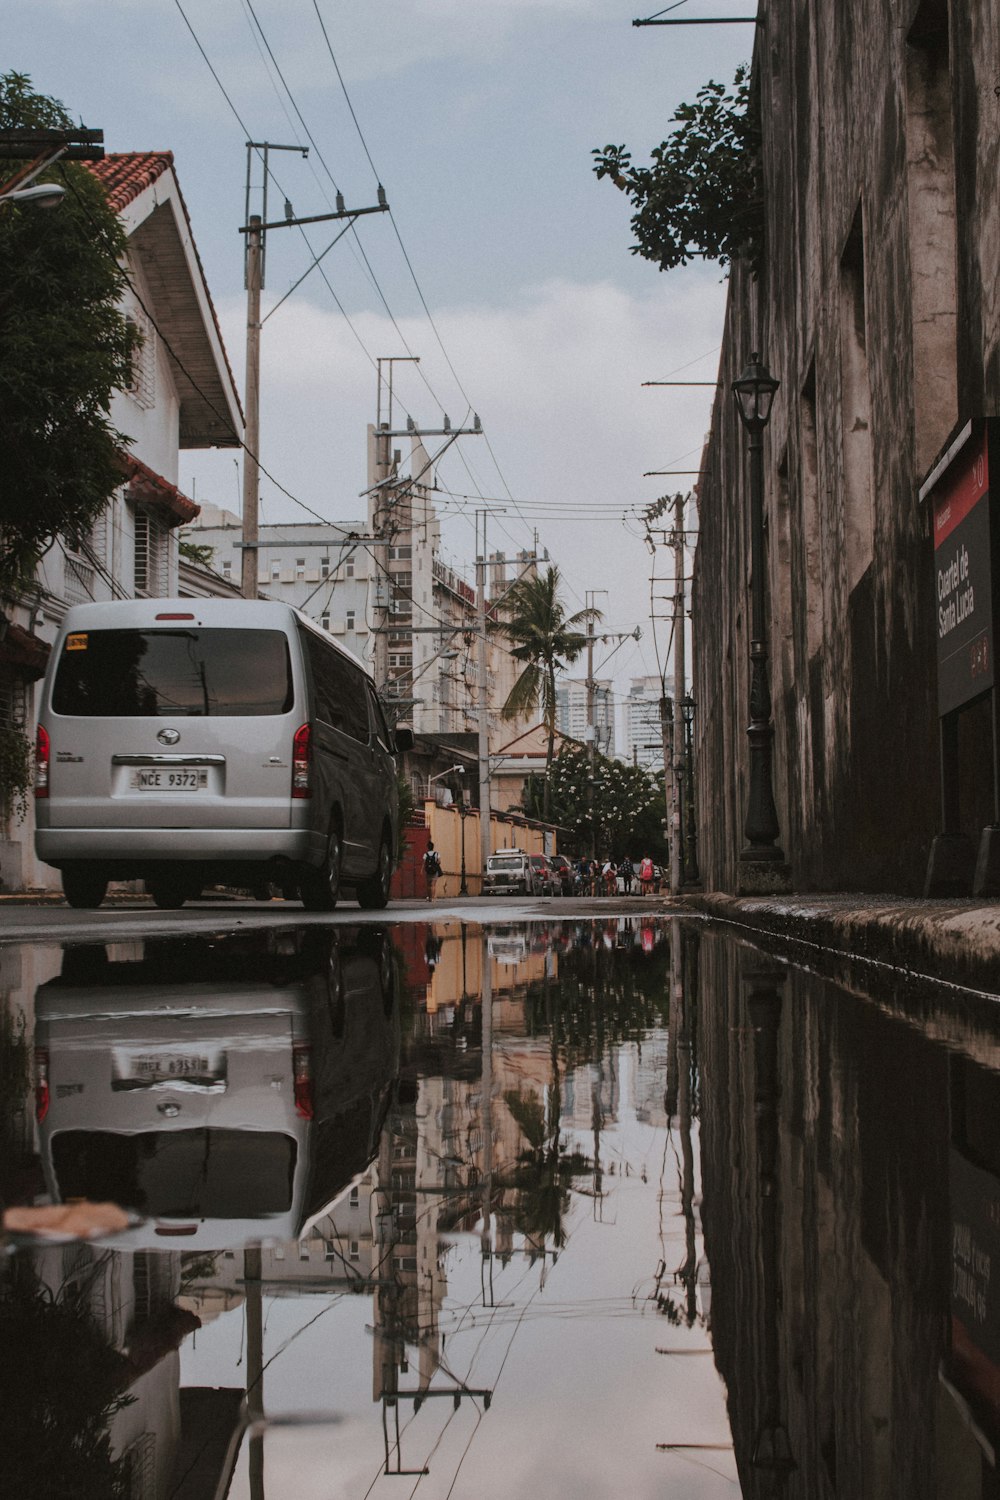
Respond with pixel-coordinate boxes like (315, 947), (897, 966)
(33, 598), (413, 911)
(529, 853), (557, 896)
(549, 854), (574, 895)
(482, 849), (534, 896)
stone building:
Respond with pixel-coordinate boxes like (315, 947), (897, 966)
(692, 0), (1000, 893)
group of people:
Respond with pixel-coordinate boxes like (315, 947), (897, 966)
(573, 854), (658, 896)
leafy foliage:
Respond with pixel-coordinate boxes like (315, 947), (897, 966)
(178, 539), (215, 568)
(521, 743), (668, 861)
(0, 722), (33, 824)
(592, 65), (763, 272)
(0, 73), (139, 591)
(497, 565), (600, 820)
(0, 1273), (133, 1498)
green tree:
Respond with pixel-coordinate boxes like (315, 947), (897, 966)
(0, 72), (139, 592)
(523, 744), (668, 861)
(498, 565), (600, 821)
(592, 65), (763, 272)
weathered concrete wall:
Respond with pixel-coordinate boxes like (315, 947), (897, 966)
(694, 0), (1000, 893)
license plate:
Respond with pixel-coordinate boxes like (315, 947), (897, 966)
(130, 768), (208, 791)
(111, 1047), (226, 1091)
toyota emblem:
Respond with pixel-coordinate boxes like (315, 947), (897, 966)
(157, 728), (181, 746)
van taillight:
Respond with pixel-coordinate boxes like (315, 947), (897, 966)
(292, 723), (312, 799)
(34, 724), (50, 798)
(34, 1048), (50, 1122)
(293, 1043), (314, 1120)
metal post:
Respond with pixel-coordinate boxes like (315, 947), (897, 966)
(671, 494), (686, 893)
(240, 215), (262, 601)
(477, 518), (492, 881)
(586, 611), (596, 858)
(732, 355), (788, 891)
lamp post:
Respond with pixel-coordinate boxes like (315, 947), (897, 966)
(732, 354), (789, 889)
(681, 694), (700, 885)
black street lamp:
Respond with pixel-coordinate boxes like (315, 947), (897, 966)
(732, 354), (790, 889)
(680, 694), (700, 886)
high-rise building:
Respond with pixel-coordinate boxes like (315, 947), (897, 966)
(623, 676), (665, 770)
(554, 678), (614, 758)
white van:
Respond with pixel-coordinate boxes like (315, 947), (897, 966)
(33, 929), (400, 1251)
(34, 599), (413, 910)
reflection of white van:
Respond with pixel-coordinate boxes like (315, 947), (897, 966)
(34, 599), (412, 910)
(33, 930), (400, 1251)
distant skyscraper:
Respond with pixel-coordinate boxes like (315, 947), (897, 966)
(624, 676), (666, 770)
(555, 677), (615, 757)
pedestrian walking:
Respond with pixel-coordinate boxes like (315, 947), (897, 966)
(619, 855), (634, 895)
(601, 858), (617, 896)
(423, 841), (442, 902)
(639, 854), (654, 895)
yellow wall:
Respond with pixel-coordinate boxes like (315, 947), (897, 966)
(423, 802), (553, 897)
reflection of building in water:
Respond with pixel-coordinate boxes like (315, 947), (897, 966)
(630, 1030), (671, 1128)
(21, 1240), (240, 1500)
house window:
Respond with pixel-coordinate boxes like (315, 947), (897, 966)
(126, 307), (156, 410)
(321, 557), (330, 577)
(349, 1240), (360, 1261)
(295, 558), (306, 580)
(271, 561), (281, 581)
(350, 1187), (360, 1206)
(321, 613), (330, 631)
(345, 561), (354, 578)
(346, 611), (355, 632)
(0, 669), (26, 730)
(221, 559), (232, 577)
(134, 509), (169, 597)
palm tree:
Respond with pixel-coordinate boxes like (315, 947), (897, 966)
(498, 566), (601, 820)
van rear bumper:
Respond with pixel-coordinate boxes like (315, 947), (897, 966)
(36, 827), (325, 868)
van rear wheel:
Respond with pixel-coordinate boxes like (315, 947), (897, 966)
(148, 874), (191, 910)
(357, 832), (392, 910)
(300, 826), (342, 912)
(62, 867), (108, 910)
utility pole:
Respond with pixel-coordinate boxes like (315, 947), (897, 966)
(241, 214), (262, 600)
(239, 140), (389, 599)
(477, 512), (492, 881)
(670, 492), (686, 894)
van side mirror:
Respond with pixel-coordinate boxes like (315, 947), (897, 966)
(393, 726), (414, 753)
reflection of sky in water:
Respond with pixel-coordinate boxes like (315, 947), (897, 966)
(182, 1037), (735, 1498)
(7, 920), (737, 1498)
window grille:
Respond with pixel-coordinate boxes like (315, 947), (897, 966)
(321, 614), (330, 631)
(134, 509), (169, 597)
(271, 561), (281, 580)
(0, 671), (27, 730)
(64, 552), (96, 604)
(295, 559), (306, 579)
(126, 307), (156, 410)
(321, 558), (330, 577)
(121, 1433), (156, 1498)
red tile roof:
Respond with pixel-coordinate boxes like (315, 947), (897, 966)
(119, 452), (200, 526)
(87, 152), (174, 213)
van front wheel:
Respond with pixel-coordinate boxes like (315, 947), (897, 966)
(301, 826), (342, 912)
(62, 867), (108, 910)
(357, 832), (392, 910)
(148, 874), (190, 910)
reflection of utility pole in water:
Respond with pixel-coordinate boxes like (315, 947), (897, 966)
(591, 952), (605, 1219)
(245, 1246), (264, 1500)
(480, 933), (494, 1305)
(672, 918), (698, 1325)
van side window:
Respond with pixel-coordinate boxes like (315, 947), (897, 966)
(366, 684), (392, 752)
(301, 629), (369, 741)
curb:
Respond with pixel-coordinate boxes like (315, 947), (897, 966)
(684, 892), (1000, 996)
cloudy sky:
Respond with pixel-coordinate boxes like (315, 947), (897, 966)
(9, 0), (756, 727)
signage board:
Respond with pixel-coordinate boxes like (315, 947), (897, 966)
(931, 427), (993, 717)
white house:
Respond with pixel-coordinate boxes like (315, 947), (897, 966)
(0, 151), (243, 891)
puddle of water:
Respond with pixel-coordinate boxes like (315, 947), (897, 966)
(3, 917), (1000, 1496)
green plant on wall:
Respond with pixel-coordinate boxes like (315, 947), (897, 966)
(0, 723), (32, 824)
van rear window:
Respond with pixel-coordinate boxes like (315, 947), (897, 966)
(489, 856), (524, 871)
(52, 629), (293, 717)
(51, 1128), (296, 1218)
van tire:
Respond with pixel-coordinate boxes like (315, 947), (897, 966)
(62, 867), (108, 909)
(301, 825), (342, 912)
(148, 875), (190, 910)
(357, 831), (392, 910)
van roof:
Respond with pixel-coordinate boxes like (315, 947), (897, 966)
(57, 598), (370, 675)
